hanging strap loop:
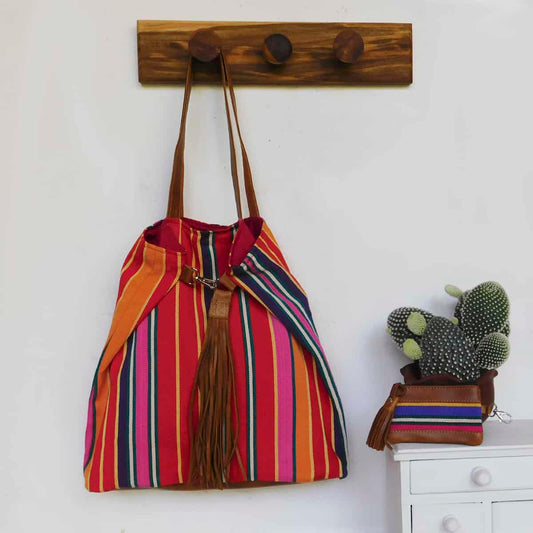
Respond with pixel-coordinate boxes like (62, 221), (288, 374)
(166, 50), (260, 219)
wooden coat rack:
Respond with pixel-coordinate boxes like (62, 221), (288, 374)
(137, 21), (413, 86)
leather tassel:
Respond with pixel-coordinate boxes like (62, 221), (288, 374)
(188, 276), (239, 489)
(366, 383), (405, 451)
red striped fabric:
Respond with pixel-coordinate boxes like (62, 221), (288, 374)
(84, 216), (347, 491)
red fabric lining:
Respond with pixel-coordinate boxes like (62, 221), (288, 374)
(143, 217), (264, 270)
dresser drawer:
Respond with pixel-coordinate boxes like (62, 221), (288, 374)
(492, 501), (533, 533)
(412, 503), (484, 532)
(410, 456), (533, 494)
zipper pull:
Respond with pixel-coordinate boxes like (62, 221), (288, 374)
(489, 404), (513, 424)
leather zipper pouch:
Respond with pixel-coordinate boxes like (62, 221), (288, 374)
(367, 383), (483, 450)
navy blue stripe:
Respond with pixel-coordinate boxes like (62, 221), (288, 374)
(117, 337), (133, 487)
(131, 332), (138, 487)
(395, 406), (482, 417)
(200, 232), (217, 310)
(236, 247), (315, 329)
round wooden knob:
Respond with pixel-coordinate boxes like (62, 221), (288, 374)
(442, 515), (460, 532)
(333, 29), (364, 64)
(263, 33), (293, 65)
(189, 29), (220, 62)
(471, 466), (492, 487)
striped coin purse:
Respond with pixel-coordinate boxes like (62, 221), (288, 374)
(367, 383), (483, 450)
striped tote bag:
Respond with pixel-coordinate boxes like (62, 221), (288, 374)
(83, 50), (348, 491)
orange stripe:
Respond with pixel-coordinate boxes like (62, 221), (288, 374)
(87, 247), (167, 484)
(305, 360), (314, 481)
(292, 338), (313, 482)
(99, 372), (111, 492)
(312, 357), (329, 479)
(262, 224), (282, 251)
(258, 235), (286, 268)
(109, 262), (144, 344)
(121, 236), (142, 275)
(104, 247), (166, 366)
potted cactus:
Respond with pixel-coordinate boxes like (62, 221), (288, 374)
(386, 281), (510, 420)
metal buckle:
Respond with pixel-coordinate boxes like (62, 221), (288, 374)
(191, 267), (219, 290)
(489, 404), (513, 424)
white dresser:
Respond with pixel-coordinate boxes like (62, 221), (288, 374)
(391, 419), (533, 533)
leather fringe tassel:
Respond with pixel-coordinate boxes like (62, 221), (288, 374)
(188, 275), (239, 489)
(366, 383), (405, 451)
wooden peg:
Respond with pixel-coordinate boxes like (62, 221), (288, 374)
(263, 33), (293, 65)
(333, 29), (364, 64)
(189, 29), (220, 62)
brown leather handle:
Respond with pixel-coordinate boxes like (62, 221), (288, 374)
(166, 50), (260, 219)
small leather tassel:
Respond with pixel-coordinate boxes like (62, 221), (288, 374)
(188, 275), (239, 489)
(366, 383), (405, 451)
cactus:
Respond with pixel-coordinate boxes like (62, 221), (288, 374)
(445, 284), (469, 327)
(501, 320), (511, 337)
(387, 307), (434, 349)
(387, 281), (511, 379)
(476, 332), (510, 369)
(403, 338), (423, 360)
(446, 281), (510, 346)
(404, 313), (480, 382)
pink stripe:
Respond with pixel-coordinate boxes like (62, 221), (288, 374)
(135, 317), (151, 487)
(390, 424), (482, 432)
(84, 388), (95, 466)
(272, 315), (294, 482)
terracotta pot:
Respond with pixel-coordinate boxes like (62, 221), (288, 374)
(400, 362), (498, 422)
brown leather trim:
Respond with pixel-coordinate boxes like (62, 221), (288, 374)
(207, 289), (233, 319)
(400, 363), (497, 421)
(477, 369), (497, 420)
(167, 51), (260, 219)
(399, 384), (481, 404)
(179, 264), (196, 286)
(389, 429), (483, 446)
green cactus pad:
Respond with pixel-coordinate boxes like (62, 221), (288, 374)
(407, 312), (427, 335)
(403, 339), (423, 360)
(387, 307), (434, 349)
(452, 291), (469, 327)
(418, 317), (480, 382)
(461, 282), (510, 345)
(445, 284), (463, 298)
(476, 332), (510, 369)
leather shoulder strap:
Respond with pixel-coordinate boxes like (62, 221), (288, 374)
(166, 51), (260, 219)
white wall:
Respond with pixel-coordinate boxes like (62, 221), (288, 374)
(2, 0), (533, 531)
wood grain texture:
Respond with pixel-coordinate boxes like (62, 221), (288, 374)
(137, 20), (412, 86)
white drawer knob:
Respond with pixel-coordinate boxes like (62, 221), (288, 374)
(471, 466), (492, 486)
(442, 515), (460, 532)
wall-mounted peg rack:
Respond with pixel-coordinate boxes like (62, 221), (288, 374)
(137, 21), (413, 86)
